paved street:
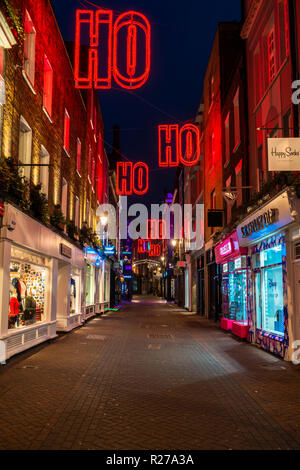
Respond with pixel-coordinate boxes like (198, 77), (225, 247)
(1, 296), (300, 450)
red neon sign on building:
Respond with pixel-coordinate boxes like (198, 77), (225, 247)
(137, 240), (161, 256)
(75, 10), (151, 90)
(116, 162), (149, 195)
(158, 124), (200, 167)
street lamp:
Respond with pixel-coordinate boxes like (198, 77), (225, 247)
(171, 239), (177, 247)
(161, 256), (165, 261)
(100, 213), (108, 226)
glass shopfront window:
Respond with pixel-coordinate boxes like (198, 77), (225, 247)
(8, 248), (49, 330)
(253, 241), (285, 336)
(70, 267), (81, 315)
(86, 262), (95, 306)
(221, 257), (248, 323)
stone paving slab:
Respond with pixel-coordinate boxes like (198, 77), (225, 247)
(0, 295), (300, 449)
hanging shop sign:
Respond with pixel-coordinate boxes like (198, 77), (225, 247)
(268, 138), (300, 171)
(75, 10), (151, 89)
(158, 124), (200, 167)
(237, 191), (293, 246)
(116, 162), (149, 195)
(215, 230), (247, 264)
(60, 243), (72, 259)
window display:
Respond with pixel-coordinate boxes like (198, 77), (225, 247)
(9, 259), (48, 329)
(253, 241), (285, 336)
(86, 262), (95, 306)
(70, 268), (80, 315)
(221, 258), (248, 323)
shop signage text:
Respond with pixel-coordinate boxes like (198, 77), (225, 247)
(60, 243), (72, 258)
(241, 209), (278, 238)
(219, 240), (233, 257)
(268, 138), (300, 171)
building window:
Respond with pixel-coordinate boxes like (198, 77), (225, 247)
(40, 146), (50, 198)
(75, 196), (80, 228)
(253, 237), (285, 336)
(268, 28), (276, 84)
(233, 88), (240, 150)
(76, 138), (81, 175)
(88, 145), (92, 183)
(224, 113), (230, 164)
(43, 56), (53, 117)
(86, 199), (90, 226)
(63, 109), (70, 153)
(19, 116), (32, 181)
(254, 46), (261, 104)
(24, 10), (36, 85)
(92, 156), (96, 190)
(90, 91), (94, 128)
(235, 159), (243, 207)
(225, 176), (232, 223)
(91, 208), (94, 231)
(61, 178), (68, 219)
(209, 132), (215, 170)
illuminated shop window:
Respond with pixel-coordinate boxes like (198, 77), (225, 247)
(253, 241), (285, 336)
(61, 178), (68, 218)
(9, 250), (49, 330)
(24, 10), (36, 85)
(75, 196), (80, 228)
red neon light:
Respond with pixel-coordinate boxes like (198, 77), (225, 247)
(116, 162), (133, 195)
(138, 240), (161, 257)
(113, 11), (151, 89)
(74, 10), (113, 89)
(133, 162), (149, 195)
(117, 161), (149, 195)
(179, 124), (200, 166)
(158, 124), (200, 167)
(158, 125), (179, 167)
(75, 10), (150, 90)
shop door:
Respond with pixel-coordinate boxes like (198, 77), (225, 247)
(197, 269), (205, 316)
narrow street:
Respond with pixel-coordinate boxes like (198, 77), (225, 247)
(0, 296), (300, 450)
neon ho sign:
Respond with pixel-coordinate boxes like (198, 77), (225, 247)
(116, 162), (149, 195)
(75, 10), (151, 89)
(158, 124), (200, 167)
(138, 239), (161, 256)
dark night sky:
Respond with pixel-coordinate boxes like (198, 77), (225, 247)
(51, 0), (241, 205)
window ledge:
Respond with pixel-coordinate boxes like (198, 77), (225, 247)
(63, 147), (71, 158)
(76, 169), (82, 178)
(224, 159), (230, 169)
(22, 70), (36, 95)
(42, 106), (53, 124)
(256, 329), (285, 342)
(88, 176), (92, 185)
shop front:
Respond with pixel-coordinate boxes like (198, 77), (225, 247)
(84, 248), (111, 319)
(215, 230), (249, 338)
(0, 203), (85, 362)
(237, 190), (296, 360)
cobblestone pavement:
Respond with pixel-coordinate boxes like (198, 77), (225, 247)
(1, 295), (300, 450)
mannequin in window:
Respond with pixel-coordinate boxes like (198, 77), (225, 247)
(24, 288), (36, 324)
(9, 287), (20, 328)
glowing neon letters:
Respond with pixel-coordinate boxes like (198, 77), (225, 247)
(158, 124), (200, 167)
(75, 10), (151, 89)
(116, 162), (149, 196)
(138, 239), (161, 256)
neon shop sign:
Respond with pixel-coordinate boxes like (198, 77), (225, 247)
(219, 240), (233, 257)
(158, 124), (200, 167)
(75, 10), (151, 89)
